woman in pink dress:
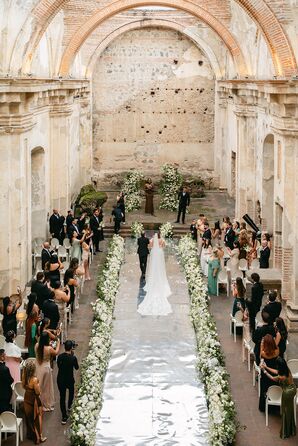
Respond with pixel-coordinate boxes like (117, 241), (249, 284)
(4, 330), (22, 382)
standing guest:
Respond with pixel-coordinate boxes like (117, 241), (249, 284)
(249, 272), (264, 331)
(259, 334), (280, 412)
(97, 207), (105, 242)
(144, 179), (154, 215)
(274, 317), (288, 358)
(38, 318), (58, 342)
(175, 186), (190, 224)
(263, 290), (282, 323)
(26, 292), (39, 317)
(64, 258), (79, 312)
(224, 222), (235, 250)
(1, 289), (22, 336)
(42, 292), (60, 330)
(52, 281), (70, 327)
(212, 221), (221, 245)
(233, 221), (241, 239)
(252, 310), (276, 365)
(228, 241), (240, 272)
(35, 332), (60, 411)
(0, 349), (13, 413)
(117, 191), (126, 223)
(111, 205), (123, 234)
(221, 216), (231, 233)
(77, 211), (87, 233)
(81, 236), (91, 280)
(4, 330), (22, 382)
(190, 219), (198, 242)
(137, 231), (150, 278)
(207, 248), (221, 295)
(41, 242), (52, 270)
(57, 340), (79, 424)
(49, 209), (63, 240)
(45, 254), (63, 287)
(200, 239), (212, 276)
(261, 357), (297, 439)
(231, 277), (246, 316)
(25, 311), (39, 358)
(196, 214), (206, 255)
(90, 208), (102, 254)
(31, 272), (51, 311)
(202, 222), (212, 241)
(22, 358), (47, 443)
(67, 218), (80, 240)
(65, 210), (74, 232)
(259, 239), (270, 268)
(71, 231), (82, 263)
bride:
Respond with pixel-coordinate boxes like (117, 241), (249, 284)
(137, 232), (172, 316)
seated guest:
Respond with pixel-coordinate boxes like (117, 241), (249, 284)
(4, 330), (22, 382)
(231, 277), (246, 316)
(1, 290), (22, 336)
(0, 349), (13, 413)
(259, 334), (280, 412)
(41, 242), (52, 270)
(43, 292), (60, 330)
(31, 272), (51, 310)
(252, 310), (276, 365)
(259, 239), (270, 268)
(263, 290), (282, 323)
(274, 317), (288, 358)
(25, 311), (39, 358)
(190, 219), (198, 242)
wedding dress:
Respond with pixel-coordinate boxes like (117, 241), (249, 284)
(137, 233), (172, 316)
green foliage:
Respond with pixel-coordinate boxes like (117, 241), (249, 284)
(159, 164), (183, 211)
(78, 191), (107, 214)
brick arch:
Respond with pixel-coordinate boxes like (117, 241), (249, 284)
(59, 0), (247, 76)
(85, 19), (224, 79)
(20, 0), (297, 78)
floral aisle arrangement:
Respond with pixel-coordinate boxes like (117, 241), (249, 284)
(122, 170), (143, 212)
(159, 163), (183, 211)
(159, 222), (174, 239)
(177, 235), (237, 446)
(131, 221), (144, 238)
(70, 235), (125, 446)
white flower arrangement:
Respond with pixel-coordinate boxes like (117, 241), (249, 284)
(177, 235), (237, 446)
(159, 222), (174, 239)
(70, 235), (125, 446)
(131, 221), (144, 238)
(122, 170), (144, 212)
(159, 164), (183, 211)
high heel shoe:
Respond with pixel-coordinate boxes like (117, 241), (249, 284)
(40, 437), (47, 443)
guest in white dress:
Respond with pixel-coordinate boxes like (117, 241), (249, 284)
(4, 330), (22, 382)
(71, 231), (82, 263)
(200, 239), (212, 276)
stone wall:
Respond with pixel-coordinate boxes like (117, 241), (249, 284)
(92, 27), (215, 184)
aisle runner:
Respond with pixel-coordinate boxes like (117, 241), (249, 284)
(96, 240), (209, 445)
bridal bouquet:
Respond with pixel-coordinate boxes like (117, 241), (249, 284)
(178, 235), (237, 446)
(131, 221), (144, 238)
(159, 163), (183, 211)
(122, 170), (143, 212)
(159, 222), (173, 239)
(70, 235), (125, 446)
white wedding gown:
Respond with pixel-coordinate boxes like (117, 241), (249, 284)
(137, 233), (172, 316)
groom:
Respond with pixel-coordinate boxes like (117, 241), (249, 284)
(137, 231), (150, 278)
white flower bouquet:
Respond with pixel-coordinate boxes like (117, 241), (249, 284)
(131, 221), (144, 238)
(70, 235), (125, 446)
(122, 170), (143, 212)
(159, 164), (183, 211)
(177, 235), (237, 446)
(159, 222), (174, 239)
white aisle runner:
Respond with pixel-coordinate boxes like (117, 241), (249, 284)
(96, 240), (209, 445)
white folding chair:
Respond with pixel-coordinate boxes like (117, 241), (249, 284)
(243, 338), (255, 371)
(63, 238), (71, 260)
(239, 258), (248, 273)
(14, 335), (28, 355)
(0, 334), (5, 348)
(252, 361), (261, 397)
(12, 382), (25, 414)
(0, 411), (23, 446)
(250, 258), (259, 269)
(58, 245), (67, 262)
(288, 359), (298, 380)
(51, 237), (59, 250)
(230, 311), (244, 342)
(255, 311), (262, 327)
(265, 386), (282, 426)
(33, 246), (42, 270)
(0, 315), (3, 335)
(217, 270), (228, 295)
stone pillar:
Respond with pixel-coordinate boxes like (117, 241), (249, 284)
(78, 91), (92, 186)
(214, 87), (228, 189)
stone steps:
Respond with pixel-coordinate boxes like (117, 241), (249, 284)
(103, 223), (189, 238)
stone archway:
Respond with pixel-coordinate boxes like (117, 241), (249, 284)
(31, 147), (47, 243)
(262, 134), (274, 233)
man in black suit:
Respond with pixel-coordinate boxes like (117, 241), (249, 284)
(90, 208), (102, 253)
(248, 272), (264, 331)
(202, 222), (212, 241)
(224, 222), (235, 250)
(190, 219), (197, 241)
(49, 209), (63, 240)
(43, 293), (60, 329)
(0, 349), (13, 413)
(259, 240), (270, 268)
(66, 210), (74, 232)
(31, 271), (51, 310)
(137, 232), (150, 277)
(263, 291), (282, 323)
(111, 205), (123, 235)
(252, 310), (275, 365)
(175, 187), (190, 224)
(41, 242), (52, 270)
(67, 218), (81, 240)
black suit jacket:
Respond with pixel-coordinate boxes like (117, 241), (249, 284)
(68, 224), (80, 239)
(251, 282), (264, 313)
(263, 301), (282, 323)
(190, 224), (197, 241)
(43, 299), (60, 329)
(49, 214), (62, 236)
(178, 192), (190, 208)
(202, 228), (212, 240)
(259, 247), (270, 268)
(137, 236), (150, 256)
(0, 362), (13, 403)
(90, 215), (100, 232)
(31, 280), (51, 310)
(41, 248), (52, 270)
(224, 228), (235, 250)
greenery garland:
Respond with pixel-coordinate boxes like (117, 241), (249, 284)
(70, 235), (125, 446)
(122, 170), (144, 212)
(159, 163), (183, 211)
(177, 235), (237, 446)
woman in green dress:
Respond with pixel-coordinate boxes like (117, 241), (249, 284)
(207, 248), (221, 295)
(261, 357), (297, 439)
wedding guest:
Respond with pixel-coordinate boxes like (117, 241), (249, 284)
(252, 310), (275, 365)
(263, 290), (282, 323)
(212, 221), (221, 245)
(22, 358), (47, 443)
(31, 272), (51, 311)
(43, 292), (60, 330)
(224, 222), (235, 250)
(90, 208), (102, 253)
(35, 332), (60, 411)
(231, 277), (246, 316)
(77, 211), (87, 233)
(144, 179), (154, 215)
(1, 289), (22, 336)
(233, 221), (240, 239)
(26, 292), (39, 317)
(111, 205), (123, 234)
(4, 330), (22, 382)
(207, 248), (221, 295)
(71, 231), (82, 263)
(65, 210), (74, 232)
(0, 349), (13, 413)
(221, 216), (231, 233)
(38, 318), (57, 341)
(202, 222), (212, 241)
(175, 186), (190, 224)
(64, 258), (79, 312)
(41, 242), (52, 270)
(196, 214), (206, 254)
(81, 237), (91, 280)
(249, 272), (264, 331)
(52, 281), (70, 328)
(200, 239), (212, 276)
(259, 334), (279, 412)
(25, 311), (39, 358)
(57, 340), (79, 424)
(190, 219), (198, 241)
(228, 241), (240, 272)
(49, 209), (63, 240)
(259, 239), (270, 268)
(67, 218), (81, 240)
(117, 191), (126, 223)
(45, 254), (63, 287)
(274, 317), (288, 358)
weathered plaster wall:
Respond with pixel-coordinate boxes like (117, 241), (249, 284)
(92, 27), (215, 183)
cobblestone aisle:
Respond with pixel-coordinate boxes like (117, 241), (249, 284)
(96, 240), (209, 446)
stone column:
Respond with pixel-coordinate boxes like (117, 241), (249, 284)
(214, 87), (228, 189)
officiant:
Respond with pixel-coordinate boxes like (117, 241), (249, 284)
(144, 178), (154, 215)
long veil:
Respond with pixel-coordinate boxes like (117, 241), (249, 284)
(137, 233), (172, 316)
